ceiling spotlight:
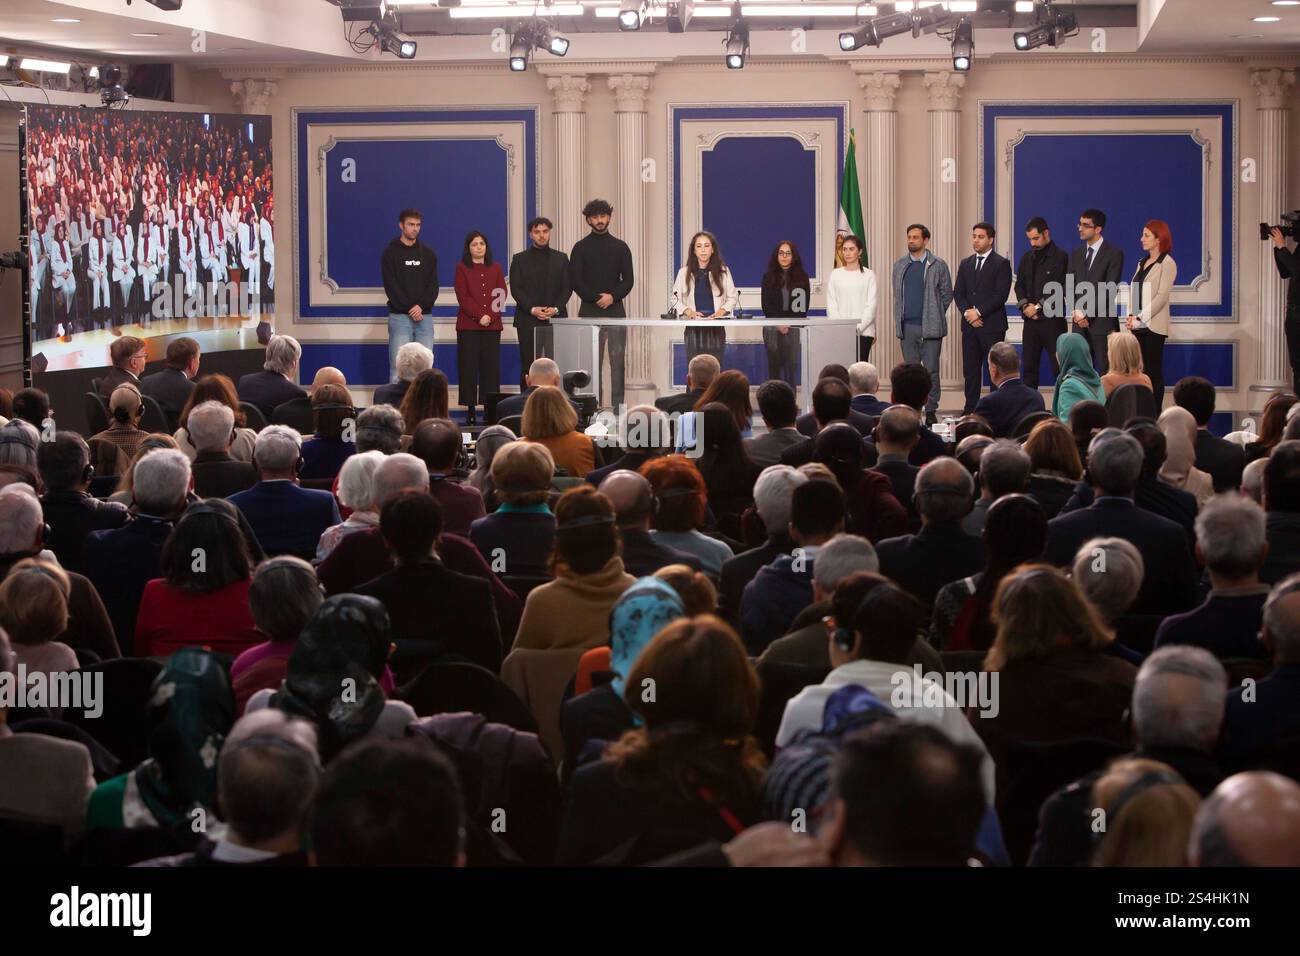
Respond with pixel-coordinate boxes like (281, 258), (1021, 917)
(538, 24), (570, 56)
(1014, 5), (1076, 50)
(376, 20), (417, 57)
(951, 16), (972, 71)
(618, 0), (646, 30)
(666, 0), (694, 33)
(839, 23), (871, 50)
(509, 32), (531, 71)
(724, 20), (750, 69)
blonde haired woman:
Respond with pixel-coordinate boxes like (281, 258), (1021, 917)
(0, 559), (78, 678)
(1100, 331), (1153, 400)
(1091, 758), (1200, 867)
(521, 384), (596, 478)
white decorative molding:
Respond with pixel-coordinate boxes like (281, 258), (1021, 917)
(923, 71), (966, 111)
(855, 70), (901, 112)
(608, 73), (653, 112)
(546, 74), (591, 113)
(226, 77), (279, 114)
(1251, 68), (1297, 110)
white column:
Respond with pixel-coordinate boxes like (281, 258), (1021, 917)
(925, 70), (965, 396)
(855, 69), (901, 379)
(609, 71), (654, 388)
(544, 74), (590, 254)
(226, 77), (279, 114)
(1252, 68), (1296, 391)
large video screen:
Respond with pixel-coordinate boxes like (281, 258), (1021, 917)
(23, 106), (274, 371)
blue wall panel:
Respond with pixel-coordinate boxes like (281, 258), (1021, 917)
(700, 136), (816, 288)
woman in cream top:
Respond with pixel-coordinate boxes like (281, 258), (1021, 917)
(826, 235), (879, 362)
(1128, 220), (1177, 410)
(672, 230), (739, 367)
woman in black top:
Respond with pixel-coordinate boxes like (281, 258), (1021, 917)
(760, 240), (811, 385)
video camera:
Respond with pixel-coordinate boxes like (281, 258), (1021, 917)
(1261, 211), (1300, 241)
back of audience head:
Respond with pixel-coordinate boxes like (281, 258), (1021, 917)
(263, 334), (302, 378)
(798, 462), (840, 487)
(1240, 457), (1267, 504)
(163, 499), (254, 594)
(1091, 758), (1200, 867)
(337, 450), (386, 515)
(188, 400), (236, 454)
(553, 486), (619, 575)
(828, 570), (925, 665)
(814, 422), (866, 488)
(915, 457), (974, 524)
(813, 534), (879, 602)
(1071, 536), (1144, 624)
(694, 370), (752, 432)
(37, 431), (91, 492)
(410, 418), (462, 474)
(955, 434), (995, 475)
(953, 416), (994, 447)
(523, 384), (578, 440)
(1255, 392), (1299, 452)
(876, 405), (921, 455)
(987, 341), (1020, 382)
(889, 362), (932, 413)
(789, 478), (845, 545)
(599, 468), (654, 529)
(180, 374), (245, 431)
(984, 494), (1047, 575)
(310, 737), (466, 866)
(355, 404), (403, 455)
(1262, 573), (1300, 665)
(822, 721), (985, 867)
(11, 388), (50, 430)
(220, 710), (321, 852)
(1124, 422), (1166, 480)
(641, 455), (708, 532)
(253, 425), (302, 479)
(0, 483), (44, 555)
(848, 361), (879, 397)
(753, 465), (808, 540)
(526, 356), (561, 389)
(987, 565), (1111, 670)
(1264, 440), (1300, 513)
(978, 441), (1031, 499)
(1173, 376), (1217, 428)
(468, 425), (515, 492)
(756, 380), (798, 431)
(1189, 771), (1300, 866)
(686, 353), (720, 392)
(0, 558), (70, 646)
(1086, 429), (1144, 496)
(250, 556), (324, 644)
(1196, 494), (1266, 584)
(652, 564), (718, 616)
(491, 441), (553, 507)
(380, 489), (442, 564)
(811, 377), (852, 427)
(1069, 400), (1109, 451)
(1132, 646), (1226, 754)
(372, 452), (429, 507)
(1024, 419), (1083, 479)
(394, 342), (434, 384)
(132, 448), (192, 517)
(400, 368), (450, 435)
(621, 404), (672, 456)
(0, 419), (41, 470)
(311, 384), (354, 441)
(109, 383), (144, 426)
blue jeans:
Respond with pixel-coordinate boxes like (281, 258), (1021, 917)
(388, 312), (435, 383)
(900, 324), (943, 416)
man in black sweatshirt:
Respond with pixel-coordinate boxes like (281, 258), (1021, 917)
(508, 216), (571, 390)
(1014, 215), (1069, 389)
(380, 208), (438, 384)
(569, 198), (634, 410)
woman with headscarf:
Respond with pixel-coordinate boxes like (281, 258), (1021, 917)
(1157, 406), (1213, 506)
(1052, 332), (1105, 424)
(251, 594), (415, 762)
(559, 578), (685, 780)
(85, 647), (235, 831)
(467, 424), (515, 513)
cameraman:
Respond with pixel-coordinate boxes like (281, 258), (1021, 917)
(1274, 225), (1300, 393)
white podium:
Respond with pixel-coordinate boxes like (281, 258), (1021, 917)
(551, 317), (858, 410)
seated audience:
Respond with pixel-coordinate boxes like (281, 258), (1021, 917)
(37, 431), (129, 572)
(84, 449), (192, 655)
(398, 368), (450, 442)
(0, 420), (40, 479)
(1174, 375), (1245, 492)
(1023, 419), (1084, 519)
(375, 342), (434, 409)
(1242, 457), (1267, 505)
(1261, 441), (1300, 585)
(497, 357), (572, 422)
(354, 404), (404, 457)
(1099, 331), (1154, 399)
(521, 385), (596, 478)
(1069, 400), (1109, 465)
(308, 366), (346, 397)
(0, 560), (79, 679)
(98, 335), (147, 397)
(409, 418), (484, 536)
(656, 354), (718, 417)
(354, 490), (502, 675)
(237, 334), (308, 422)
(972, 343), (1046, 438)
(1189, 772), (1300, 866)
(694, 403), (761, 538)
(175, 374), (258, 463)
(962, 440), (1031, 537)
(511, 486), (634, 651)
(108, 434), (187, 507)
(470, 442), (557, 577)
(878, 363), (948, 465)
(1071, 537), (1146, 659)
(90, 384), (149, 474)
(693, 370), (753, 438)
(229, 426), (341, 559)
(1157, 406), (1213, 506)
(642, 455), (733, 577)
(229, 557), (328, 713)
(10, 387), (51, 431)
(139, 337), (200, 431)
(300, 384), (356, 482)
(135, 500), (261, 658)
(717, 465), (806, 623)
(1244, 392), (1298, 464)
(316, 451), (385, 563)
(557, 616), (765, 865)
(586, 405), (671, 486)
(187, 401), (259, 499)
(739, 479), (845, 655)
(745, 380), (804, 469)
(795, 366), (874, 438)
(868, 405), (923, 518)
(875, 457), (986, 612)
(1155, 494), (1271, 661)
(813, 422), (908, 543)
(848, 361), (889, 417)
(1090, 758), (1200, 867)
(466, 424), (515, 513)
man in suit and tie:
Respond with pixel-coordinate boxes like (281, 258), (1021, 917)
(954, 222), (1014, 414)
(1015, 216), (1070, 388)
(509, 216), (571, 390)
(1044, 428), (1197, 616)
(139, 337), (199, 432)
(1173, 376), (1246, 492)
(229, 425), (341, 559)
(1067, 208), (1124, 373)
(98, 335), (147, 398)
(972, 342), (1046, 438)
(237, 334), (308, 422)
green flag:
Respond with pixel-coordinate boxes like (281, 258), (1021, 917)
(836, 128), (866, 268)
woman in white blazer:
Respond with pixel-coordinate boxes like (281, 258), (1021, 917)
(110, 220), (136, 328)
(136, 219), (160, 318)
(671, 230), (739, 366)
(28, 213), (50, 332)
(48, 221), (77, 337)
(826, 235), (879, 363)
(238, 206), (261, 307)
(178, 219), (199, 307)
(1127, 219), (1177, 410)
(87, 219), (111, 328)
(259, 204), (275, 304)
(201, 214), (229, 317)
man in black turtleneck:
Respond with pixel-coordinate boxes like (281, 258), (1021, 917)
(1014, 216), (1069, 389)
(508, 216), (571, 390)
(569, 199), (634, 411)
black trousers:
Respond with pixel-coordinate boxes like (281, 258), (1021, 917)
(516, 320), (554, 389)
(961, 324), (1004, 413)
(1021, 316), (1065, 388)
(457, 328), (501, 408)
(1286, 305), (1300, 396)
(600, 325), (627, 409)
(858, 335), (875, 364)
(763, 326), (800, 385)
(1133, 327), (1168, 411)
(1087, 331), (1112, 375)
(685, 326), (725, 372)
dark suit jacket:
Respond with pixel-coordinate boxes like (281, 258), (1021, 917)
(372, 380), (410, 408)
(83, 514), (172, 656)
(1261, 511), (1300, 585)
(354, 559), (502, 674)
(851, 394), (890, 417)
(39, 490), (130, 573)
(138, 367), (194, 430)
(795, 409), (874, 439)
(972, 377), (1047, 437)
(236, 370), (308, 422)
(655, 388), (706, 417)
(190, 451), (258, 499)
(1221, 663), (1300, 772)
(495, 386), (579, 423)
(875, 522), (986, 610)
(869, 457), (920, 515)
(97, 366), (140, 399)
(469, 510), (556, 578)
(744, 428), (806, 469)
(228, 480), (340, 558)
(619, 527), (703, 578)
(509, 246), (571, 328)
(587, 451), (656, 487)
(1066, 239), (1124, 336)
(1193, 429), (1246, 492)
(717, 534), (794, 625)
(1045, 497), (1196, 615)
(428, 477), (486, 538)
(954, 250), (1013, 338)
(1058, 476), (1197, 548)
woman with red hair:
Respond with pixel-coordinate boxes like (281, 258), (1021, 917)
(1128, 219), (1177, 409)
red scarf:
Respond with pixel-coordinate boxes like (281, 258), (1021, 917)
(95, 236), (103, 260)
(60, 240), (69, 264)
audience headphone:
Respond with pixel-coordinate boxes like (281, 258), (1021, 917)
(179, 500), (245, 529)
(1089, 770), (1184, 846)
(831, 579), (905, 652)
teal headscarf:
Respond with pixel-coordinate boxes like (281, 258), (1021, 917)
(609, 577), (685, 700)
(1051, 332), (1103, 418)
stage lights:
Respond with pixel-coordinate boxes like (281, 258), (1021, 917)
(951, 16), (972, 70)
(839, 5), (950, 50)
(618, 0), (646, 30)
(509, 32), (530, 71)
(377, 21), (417, 58)
(724, 20), (750, 69)
(506, 19), (569, 71)
(1013, 3), (1077, 50)
(538, 24), (570, 56)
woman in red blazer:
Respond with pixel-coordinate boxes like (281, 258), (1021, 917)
(454, 230), (506, 426)
(135, 500), (261, 659)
